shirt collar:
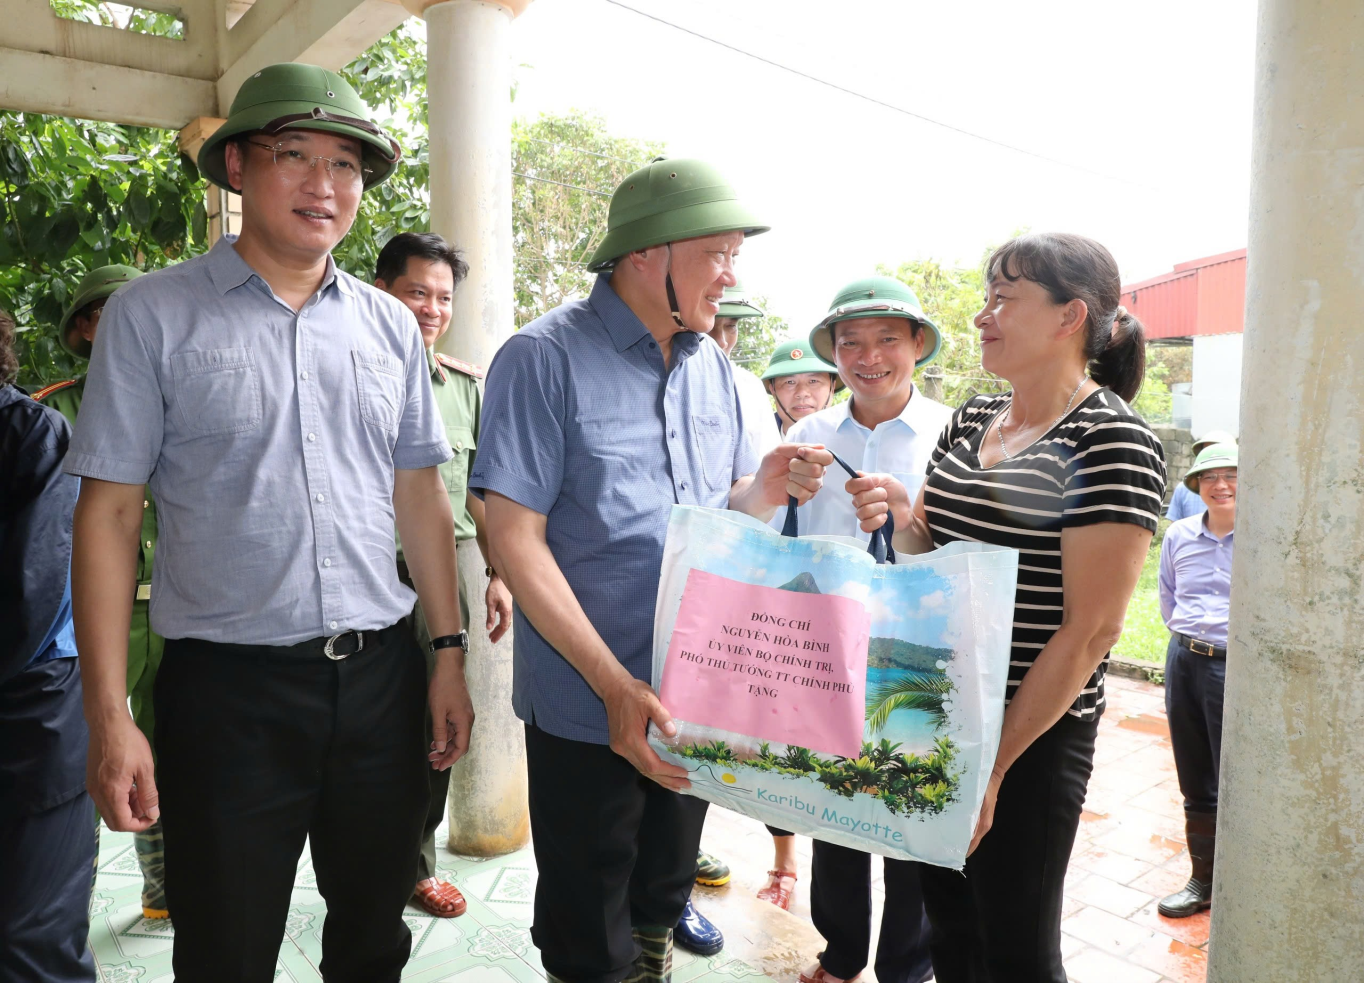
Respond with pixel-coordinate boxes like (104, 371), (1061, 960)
(1198, 514), (1234, 543)
(838, 383), (929, 434)
(426, 346), (446, 384)
(207, 234), (339, 299)
(590, 274), (664, 353)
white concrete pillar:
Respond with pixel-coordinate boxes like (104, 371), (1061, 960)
(1208, 2), (1364, 979)
(402, 0), (531, 856)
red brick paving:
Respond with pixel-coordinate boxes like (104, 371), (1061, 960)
(1060, 674), (1209, 982)
(699, 673), (1210, 982)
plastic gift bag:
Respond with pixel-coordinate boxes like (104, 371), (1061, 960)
(649, 501), (1017, 869)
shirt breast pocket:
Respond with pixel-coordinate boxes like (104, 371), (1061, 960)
(352, 350), (404, 431)
(691, 413), (735, 494)
(169, 347), (262, 437)
(440, 425), (475, 499)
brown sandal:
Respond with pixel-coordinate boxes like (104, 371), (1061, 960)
(412, 878), (467, 917)
(756, 869), (798, 911)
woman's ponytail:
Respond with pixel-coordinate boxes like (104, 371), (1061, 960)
(1088, 305), (1147, 403)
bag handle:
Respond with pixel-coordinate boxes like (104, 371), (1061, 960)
(779, 450), (896, 566)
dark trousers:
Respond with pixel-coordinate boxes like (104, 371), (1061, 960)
(918, 713), (1099, 983)
(1164, 636), (1225, 815)
(811, 840), (933, 983)
(154, 624), (428, 983)
(0, 792), (96, 982)
(524, 723), (708, 983)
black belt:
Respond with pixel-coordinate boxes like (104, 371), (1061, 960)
(183, 622), (406, 662)
(1177, 633), (1226, 659)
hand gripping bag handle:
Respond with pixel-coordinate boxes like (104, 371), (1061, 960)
(779, 449), (896, 565)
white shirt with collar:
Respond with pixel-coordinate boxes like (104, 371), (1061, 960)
(771, 384), (954, 542)
(733, 366), (782, 462)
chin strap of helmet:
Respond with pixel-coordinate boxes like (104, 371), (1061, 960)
(664, 243), (686, 329)
(771, 375), (837, 429)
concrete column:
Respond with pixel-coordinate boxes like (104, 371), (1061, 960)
(1208, 2), (1364, 979)
(402, 0), (531, 856)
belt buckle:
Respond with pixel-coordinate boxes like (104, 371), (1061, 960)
(324, 629), (364, 661)
(1189, 637), (1212, 656)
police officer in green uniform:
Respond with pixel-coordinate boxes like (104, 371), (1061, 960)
(35, 264), (170, 920)
(374, 232), (513, 919)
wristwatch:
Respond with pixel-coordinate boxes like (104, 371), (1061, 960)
(430, 631), (469, 655)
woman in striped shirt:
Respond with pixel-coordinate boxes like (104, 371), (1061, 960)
(848, 233), (1166, 982)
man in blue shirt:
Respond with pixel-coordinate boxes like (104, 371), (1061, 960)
(0, 307), (94, 982)
(65, 66), (470, 982)
(473, 156), (831, 983)
(1166, 430), (1235, 521)
(1156, 442), (1236, 919)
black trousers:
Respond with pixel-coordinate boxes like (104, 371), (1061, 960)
(0, 792), (96, 982)
(1164, 636), (1225, 815)
(918, 713), (1099, 983)
(524, 723), (708, 983)
(155, 624), (428, 983)
(811, 839), (933, 983)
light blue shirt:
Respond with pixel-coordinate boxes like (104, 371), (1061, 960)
(471, 275), (760, 745)
(1166, 482), (1205, 521)
(64, 237), (450, 645)
(1158, 513), (1233, 646)
(772, 386), (954, 541)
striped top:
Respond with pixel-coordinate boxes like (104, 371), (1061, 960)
(924, 388), (1166, 719)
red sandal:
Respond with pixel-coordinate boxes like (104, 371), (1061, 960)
(412, 878), (467, 917)
(798, 963), (860, 983)
(756, 869), (797, 911)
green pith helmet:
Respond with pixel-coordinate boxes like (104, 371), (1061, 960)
(808, 275), (943, 368)
(58, 264), (143, 359)
(197, 63), (401, 192)
(762, 338), (843, 393)
(717, 280), (765, 320)
(1193, 429), (1237, 454)
(586, 156), (768, 271)
(1184, 442), (1238, 492)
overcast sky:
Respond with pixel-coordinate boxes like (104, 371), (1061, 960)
(504, 0), (1258, 331)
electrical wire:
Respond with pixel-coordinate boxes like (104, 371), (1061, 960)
(600, 0), (1156, 190)
(514, 171), (614, 198)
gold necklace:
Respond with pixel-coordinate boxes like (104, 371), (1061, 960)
(997, 378), (1087, 460)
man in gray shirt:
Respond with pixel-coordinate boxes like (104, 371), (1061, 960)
(65, 64), (472, 983)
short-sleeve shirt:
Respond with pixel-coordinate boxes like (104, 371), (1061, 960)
(772, 385), (954, 541)
(396, 348), (482, 558)
(470, 275), (760, 745)
(924, 388), (1166, 719)
(63, 236), (451, 646)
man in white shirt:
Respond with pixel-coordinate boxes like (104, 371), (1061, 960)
(778, 275), (953, 546)
(707, 281), (782, 460)
(790, 274), (949, 983)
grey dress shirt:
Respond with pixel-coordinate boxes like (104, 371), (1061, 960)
(64, 237), (451, 645)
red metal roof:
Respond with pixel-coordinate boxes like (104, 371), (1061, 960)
(1121, 248), (1246, 339)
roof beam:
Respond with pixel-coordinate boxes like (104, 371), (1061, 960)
(0, 47), (217, 128)
(217, 0), (407, 112)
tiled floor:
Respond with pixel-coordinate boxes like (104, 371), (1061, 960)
(90, 675), (1203, 983)
(90, 825), (771, 982)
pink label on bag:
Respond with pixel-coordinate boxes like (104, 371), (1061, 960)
(659, 569), (870, 758)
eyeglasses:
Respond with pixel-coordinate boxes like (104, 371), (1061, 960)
(246, 140), (372, 187)
(1197, 470), (1238, 484)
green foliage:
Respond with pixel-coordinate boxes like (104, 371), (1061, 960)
(1, 111), (206, 388)
(1113, 524), (1170, 664)
(865, 670), (953, 734)
(51, 0), (184, 39)
(512, 113), (662, 328)
(336, 24), (432, 282)
(878, 251), (1007, 408)
(730, 298), (793, 378)
(675, 736), (961, 817)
